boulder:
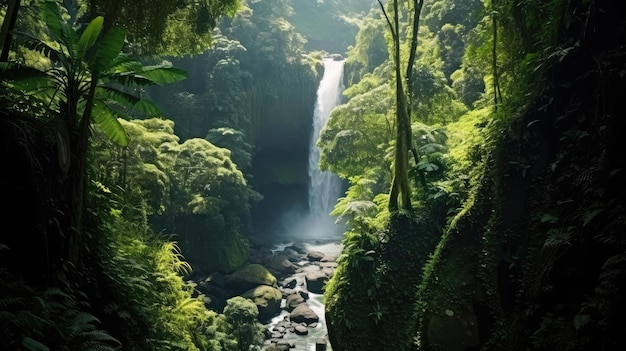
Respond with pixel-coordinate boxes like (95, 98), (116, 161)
(306, 250), (325, 262)
(287, 242), (308, 254)
(293, 324), (308, 335)
(266, 254), (299, 276)
(285, 293), (305, 311)
(305, 270), (328, 293)
(281, 247), (303, 262)
(281, 277), (297, 289)
(289, 303), (319, 325)
(241, 285), (282, 321)
(225, 264), (277, 295)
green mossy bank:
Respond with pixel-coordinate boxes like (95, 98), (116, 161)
(323, 0), (626, 350)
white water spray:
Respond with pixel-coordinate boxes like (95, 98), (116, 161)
(305, 57), (345, 238)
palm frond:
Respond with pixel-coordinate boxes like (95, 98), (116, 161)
(96, 85), (163, 116)
(91, 27), (127, 71)
(138, 66), (188, 85)
(42, 0), (63, 39)
(92, 102), (129, 147)
(12, 31), (61, 61)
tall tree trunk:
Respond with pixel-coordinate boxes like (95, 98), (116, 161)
(68, 71), (98, 265)
(0, 0), (21, 62)
(379, 0), (423, 212)
(492, 0), (502, 111)
(406, 0), (425, 189)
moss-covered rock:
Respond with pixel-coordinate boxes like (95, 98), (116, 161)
(241, 285), (282, 321)
(226, 263), (278, 295)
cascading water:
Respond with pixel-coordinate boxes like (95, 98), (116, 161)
(305, 57), (346, 239)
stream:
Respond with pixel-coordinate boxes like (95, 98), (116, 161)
(263, 240), (342, 351)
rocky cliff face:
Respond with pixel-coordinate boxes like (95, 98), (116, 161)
(250, 61), (321, 237)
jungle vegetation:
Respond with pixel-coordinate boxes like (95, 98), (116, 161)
(1, 0), (625, 350)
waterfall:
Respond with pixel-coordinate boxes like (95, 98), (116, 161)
(306, 57), (345, 238)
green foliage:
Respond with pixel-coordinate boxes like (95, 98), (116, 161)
(324, 220), (380, 341)
(2, 1), (188, 145)
(222, 296), (265, 351)
(0, 276), (120, 351)
(409, 62), (468, 124)
(319, 80), (394, 179)
(97, 210), (236, 351)
(450, 64), (486, 107)
(80, 0), (240, 56)
(92, 117), (256, 273)
(289, 0), (372, 54)
(344, 8), (389, 85)
(325, 213), (434, 351)
(206, 127), (253, 172)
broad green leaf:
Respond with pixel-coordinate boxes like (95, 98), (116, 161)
(133, 99), (163, 116)
(97, 86), (162, 116)
(21, 337), (49, 351)
(418, 142), (446, 154)
(110, 71), (160, 86)
(138, 66), (189, 85)
(78, 16), (104, 59)
(43, 0), (63, 40)
(1, 64), (57, 102)
(92, 102), (129, 147)
(92, 26), (127, 71)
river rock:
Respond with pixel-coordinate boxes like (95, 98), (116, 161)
(293, 324), (309, 335)
(285, 292), (305, 310)
(319, 261), (337, 269)
(289, 303), (319, 325)
(281, 247), (303, 262)
(248, 246), (274, 265)
(306, 250), (326, 261)
(281, 277), (297, 289)
(266, 254), (299, 277)
(287, 243), (308, 254)
(305, 270), (328, 293)
(265, 343), (291, 351)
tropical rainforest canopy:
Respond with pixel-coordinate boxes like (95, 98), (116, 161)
(1, 0), (625, 350)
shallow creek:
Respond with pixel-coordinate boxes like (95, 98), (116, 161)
(263, 240), (343, 351)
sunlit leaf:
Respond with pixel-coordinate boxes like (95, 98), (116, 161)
(78, 16), (103, 59)
(92, 102), (129, 147)
(139, 66), (189, 85)
(92, 26), (127, 71)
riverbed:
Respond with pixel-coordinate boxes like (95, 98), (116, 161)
(263, 240), (343, 351)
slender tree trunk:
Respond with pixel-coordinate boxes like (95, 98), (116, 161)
(0, 0), (21, 62)
(406, 0), (424, 189)
(380, 0), (422, 212)
(68, 71), (98, 265)
(492, 0), (502, 111)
